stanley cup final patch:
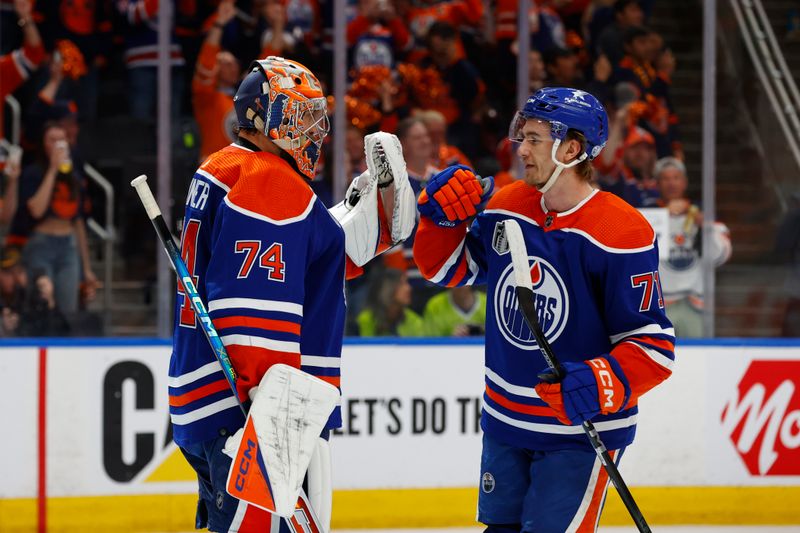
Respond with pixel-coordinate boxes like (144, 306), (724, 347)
(481, 472), (496, 493)
(492, 221), (509, 255)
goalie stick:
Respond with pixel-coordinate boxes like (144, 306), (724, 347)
(131, 175), (327, 533)
(501, 218), (652, 533)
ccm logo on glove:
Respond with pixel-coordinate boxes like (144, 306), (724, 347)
(535, 357), (626, 425)
(587, 357), (624, 413)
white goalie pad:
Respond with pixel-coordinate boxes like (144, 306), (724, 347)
(329, 131), (417, 266)
(225, 364), (339, 519)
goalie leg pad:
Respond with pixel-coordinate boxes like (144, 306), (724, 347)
(307, 437), (332, 532)
(225, 364), (339, 519)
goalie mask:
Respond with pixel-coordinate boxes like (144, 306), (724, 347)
(234, 56), (330, 179)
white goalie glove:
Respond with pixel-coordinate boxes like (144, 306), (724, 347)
(328, 131), (417, 267)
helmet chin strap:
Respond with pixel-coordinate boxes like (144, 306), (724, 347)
(538, 139), (588, 194)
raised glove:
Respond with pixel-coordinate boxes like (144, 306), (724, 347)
(418, 165), (493, 227)
(535, 357), (628, 425)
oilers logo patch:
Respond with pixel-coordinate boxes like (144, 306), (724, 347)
(481, 472), (495, 493)
(493, 257), (569, 350)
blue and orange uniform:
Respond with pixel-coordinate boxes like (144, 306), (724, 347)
(414, 181), (674, 530)
(172, 140), (345, 531)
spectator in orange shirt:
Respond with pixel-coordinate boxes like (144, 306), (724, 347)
(192, 0), (242, 161)
(0, 0), (45, 162)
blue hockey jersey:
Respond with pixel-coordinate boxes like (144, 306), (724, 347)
(170, 143), (346, 446)
(414, 181), (675, 451)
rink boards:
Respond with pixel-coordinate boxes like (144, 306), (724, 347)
(1, 338), (799, 531)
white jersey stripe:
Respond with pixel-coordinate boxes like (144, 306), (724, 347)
(609, 324), (675, 344)
(221, 334), (300, 354)
(623, 340), (675, 370)
(483, 403), (638, 434)
(209, 297), (303, 317)
(486, 367), (541, 399)
(169, 361), (221, 388)
(171, 397), (239, 425)
(430, 240), (465, 284)
(560, 227), (655, 254)
(224, 194), (316, 225)
(484, 209), (539, 227)
(196, 168), (231, 192)
(301, 355), (341, 368)
(565, 455), (602, 532)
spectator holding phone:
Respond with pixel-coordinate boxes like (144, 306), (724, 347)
(17, 122), (96, 314)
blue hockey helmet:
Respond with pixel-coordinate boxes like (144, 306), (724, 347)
(233, 56), (329, 178)
(509, 87), (609, 161)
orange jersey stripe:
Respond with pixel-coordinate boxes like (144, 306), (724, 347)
(312, 374), (341, 388)
(446, 254), (468, 288)
(485, 385), (556, 418)
(170, 379), (231, 407)
(215, 316), (301, 336)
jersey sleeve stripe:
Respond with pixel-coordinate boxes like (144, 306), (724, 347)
(300, 355), (341, 368)
(609, 324), (675, 344)
(485, 385), (555, 417)
(429, 239), (465, 284)
(221, 334), (300, 353)
(486, 366), (541, 399)
(224, 194), (316, 225)
(209, 298), (303, 317)
(170, 397), (240, 426)
(621, 340), (675, 370)
(446, 254), (469, 288)
(196, 168), (232, 192)
(215, 316), (301, 336)
(169, 379), (231, 407)
(168, 361), (222, 388)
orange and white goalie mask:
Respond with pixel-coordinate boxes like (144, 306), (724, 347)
(234, 56), (330, 178)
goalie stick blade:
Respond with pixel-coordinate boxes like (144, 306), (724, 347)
(226, 416), (278, 513)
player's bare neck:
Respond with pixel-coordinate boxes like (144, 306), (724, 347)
(541, 174), (595, 214)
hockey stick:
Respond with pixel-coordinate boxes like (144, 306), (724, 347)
(501, 218), (652, 533)
(131, 175), (326, 533)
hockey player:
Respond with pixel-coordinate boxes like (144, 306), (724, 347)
(413, 87), (674, 532)
(172, 56), (414, 532)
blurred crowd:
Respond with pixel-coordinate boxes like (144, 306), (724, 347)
(0, 0), (732, 337)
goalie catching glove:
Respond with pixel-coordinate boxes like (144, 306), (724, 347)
(329, 131), (416, 266)
(535, 357), (630, 426)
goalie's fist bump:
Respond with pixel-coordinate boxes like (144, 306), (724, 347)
(535, 357), (630, 425)
(418, 165), (493, 227)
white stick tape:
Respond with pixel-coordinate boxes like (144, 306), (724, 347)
(504, 219), (533, 291)
(130, 175), (162, 220)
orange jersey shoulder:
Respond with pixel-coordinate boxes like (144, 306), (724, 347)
(569, 191), (655, 251)
(225, 151), (315, 222)
(486, 180), (540, 220)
